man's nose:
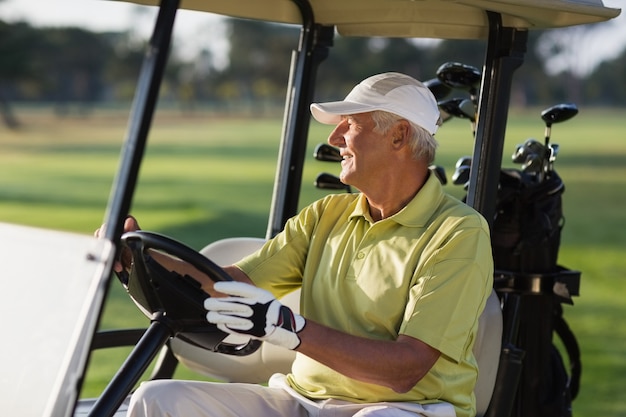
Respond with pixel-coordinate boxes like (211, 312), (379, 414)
(327, 122), (346, 146)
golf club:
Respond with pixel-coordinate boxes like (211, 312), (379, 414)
(314, 143), (343, 163)
(314, 172), (351, 193)
(436, 62), (482, 101)
(430, 165), (448, 185)
(424, 78), (452, 101)
(541, 103), (578, 146)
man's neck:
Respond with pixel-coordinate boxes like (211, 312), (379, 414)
(366, 170), (429, 222)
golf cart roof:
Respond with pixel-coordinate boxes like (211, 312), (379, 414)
(115, 0), (619, 39)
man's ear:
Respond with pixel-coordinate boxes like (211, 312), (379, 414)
(390, 120), (410, 149)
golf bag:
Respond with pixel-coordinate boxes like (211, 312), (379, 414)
(492, 168), (564, 273)
(490, 169), (581, 417)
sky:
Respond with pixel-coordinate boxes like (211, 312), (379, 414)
(1, 0), (624, 75)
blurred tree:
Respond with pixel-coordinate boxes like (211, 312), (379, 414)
(215, 18), (299, 109)
(0, 23), (115, 116)
(100, 31), (146, 101)
(0, 20), (43, 128)
(316, 36), (432, 101)
(583, 50), (626, 106)
(36, 27), (112, 114)
(510, 31), (557, 106)
(429, 38), (484, 73)
(0, 16), (624, 115)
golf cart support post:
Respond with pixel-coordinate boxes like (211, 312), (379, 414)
(86, 1), (620, 417)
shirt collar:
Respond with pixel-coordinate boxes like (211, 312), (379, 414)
(348, 172), (444, 227)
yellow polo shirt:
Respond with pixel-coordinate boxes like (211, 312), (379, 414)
(236, 174), (493, 417)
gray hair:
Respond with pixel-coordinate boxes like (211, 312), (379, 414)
(371, 110), (439, 164)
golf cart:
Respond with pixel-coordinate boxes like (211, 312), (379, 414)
(0, 0), (619, 416)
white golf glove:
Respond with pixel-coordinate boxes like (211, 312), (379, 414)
(204, 281), (305, 350)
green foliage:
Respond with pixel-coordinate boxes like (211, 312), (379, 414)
(0, 20), (42, 79)
(1, 17), (626, 114)
(0, 107), (624, 415)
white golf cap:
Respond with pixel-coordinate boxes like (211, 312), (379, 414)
(310, 72), (441, 134)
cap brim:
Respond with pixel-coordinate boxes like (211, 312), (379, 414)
(310, 101), (377, 125)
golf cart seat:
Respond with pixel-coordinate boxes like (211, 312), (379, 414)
(169, 237), (502, 416)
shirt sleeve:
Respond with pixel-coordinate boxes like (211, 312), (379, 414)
(400, 221), (493, 363)
(235, 199), (326, 298)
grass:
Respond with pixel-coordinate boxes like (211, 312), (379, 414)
(1, 105), (625, 416)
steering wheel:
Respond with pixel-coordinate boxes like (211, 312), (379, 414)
(120, 230), (261, 356)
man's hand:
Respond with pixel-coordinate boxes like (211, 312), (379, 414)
(94, 215), (141, 272)
(204, 281), (305, 350)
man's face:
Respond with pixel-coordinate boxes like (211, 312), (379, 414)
(327, 112), (392, 190)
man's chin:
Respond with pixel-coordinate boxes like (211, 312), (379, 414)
(340, 175), (357, 190)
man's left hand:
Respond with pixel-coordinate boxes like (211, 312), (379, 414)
(205, 281), (305, 350)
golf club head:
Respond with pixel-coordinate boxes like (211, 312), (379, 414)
(548, 143), (560, 162)
(521, 153), (544, 175)
(541, 103), (578, 127)
(459, 98), (477, 121)
(512, 143), (527, 164)
(430, 165), (447, 185)
(436, 62), (481, 93)
(438, 98), (475, 122)
(313, 143), (342, 163)
(452, 165), (471, 186)
(424, 78), (452, 101)
(512, 139), (545, 164)
(455, 155), (472, 169)
(314, 172), (351, 193)
(439, 109), (454, 124)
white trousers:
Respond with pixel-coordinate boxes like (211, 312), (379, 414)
(126, 374), (456, 417)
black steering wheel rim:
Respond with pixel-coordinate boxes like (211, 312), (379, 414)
(120, 230), (261, 356)
(123, 230), (233, 282)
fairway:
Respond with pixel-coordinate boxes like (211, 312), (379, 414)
(1, 106), (625, 416)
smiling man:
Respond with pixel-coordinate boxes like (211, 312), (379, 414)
(310, 73), (441, 221)
(126, 72), (494, 417)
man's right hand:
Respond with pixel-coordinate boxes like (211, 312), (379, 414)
(94, 215), (141, 272)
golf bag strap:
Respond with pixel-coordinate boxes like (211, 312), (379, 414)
(554, 303), (581, 399)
